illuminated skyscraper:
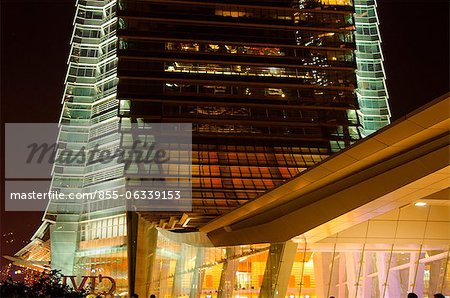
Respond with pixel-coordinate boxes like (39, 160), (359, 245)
(354, 0), (390, 136)
(116, 0), (367, 227)
(21, 0), (392, 295)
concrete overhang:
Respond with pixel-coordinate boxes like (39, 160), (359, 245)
(200, 93), (450, 246)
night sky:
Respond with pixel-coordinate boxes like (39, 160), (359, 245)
(1, 0), (449, 265)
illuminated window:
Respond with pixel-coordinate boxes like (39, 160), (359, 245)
(80, 215), (126, 241)
(207, 44), (220, 52)
(320, 0), (353, 6)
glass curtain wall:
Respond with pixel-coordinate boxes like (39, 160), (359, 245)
(142, 230), (450, 298)
(354, 0), (390, 136)
(117, 0), (362, 229)
(44, 0), (128, 292)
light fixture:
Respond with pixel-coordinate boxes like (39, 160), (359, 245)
(414, 202), (427, 207)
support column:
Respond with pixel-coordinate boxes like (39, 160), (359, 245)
(218, 248), (237, 298)
(259, 241), (297, 298)
(386, 266), (401, 297)
(338, 254), (346, 298)
(428, 258), (442, 294)
(376, 252), (401, 298)
(127, 211), (139, 297)
(345, 252), (360, 298)
(159, 259), (171, 298)
(190, 247), (205, 298)
(408, 252), (424, 295)
(135, 220), (158, 298)
(172, 243), (188, 297)
(360, 252), (373, 298)
(313, 252), (329, 298)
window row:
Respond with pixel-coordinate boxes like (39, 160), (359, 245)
(72, 47), (98, 58)
(355, 7), (376, 18)
(166, 42), (285, 57)
(357, 62), (382, 72)
(356, 25), (378, 36)
(358, 80), (385, 91)
(192, 190), (262, 200)
(191, 177), (279, 190)
(162, 104), (349, 123)
(191, 145), (329, 155)
(118, 79), (357, 103)
(295, 11), (353, 27)
(215, 7), (292, 21)
(80, 216), (127, 241)
(119, 19), (353, 46)
(192, 124), (324, 137)
(296, 30), (354, 47)
(77, 8), (103, 20)
(192, 165), (297, 179)
(69, 67), (96, 78)
(162, 62), (355, 87)
(301, 0), (354, 9)
(190, 155), (323, 170)
(75, 28), (101, 39)
(356, 44), (380, 54)
(163, 42), (355, 63)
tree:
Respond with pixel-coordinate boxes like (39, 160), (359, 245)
(0, 270), (88, 298)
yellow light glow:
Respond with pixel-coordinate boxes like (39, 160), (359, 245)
(414, 202), (427, 207)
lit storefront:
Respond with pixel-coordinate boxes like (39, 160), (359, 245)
(134, 201), (450, 298)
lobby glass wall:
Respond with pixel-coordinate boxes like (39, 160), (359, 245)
(141, 230), (449, 298)
(137, 203), (450, 298)
(73, 214), (128, 294)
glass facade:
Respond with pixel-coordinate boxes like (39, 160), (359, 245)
(75, 215), (128, 294)
(36, 0), (394, 295)
(44, 0), (129, 292)
(354, 0), (390, 136)
(136, 204), (450, 298)
(139, 238), (450, 298)
(116, 0), (365, 228)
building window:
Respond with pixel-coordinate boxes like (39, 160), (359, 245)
(80, 215), (126, 241)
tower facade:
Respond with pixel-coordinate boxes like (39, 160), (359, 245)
(44, 0), (129, 291)
(116, 0), (362, 228)
(36, 0), (390, 295)
(354, 0), (390, 136)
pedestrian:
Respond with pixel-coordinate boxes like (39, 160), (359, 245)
(408, 293), (418, 298)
